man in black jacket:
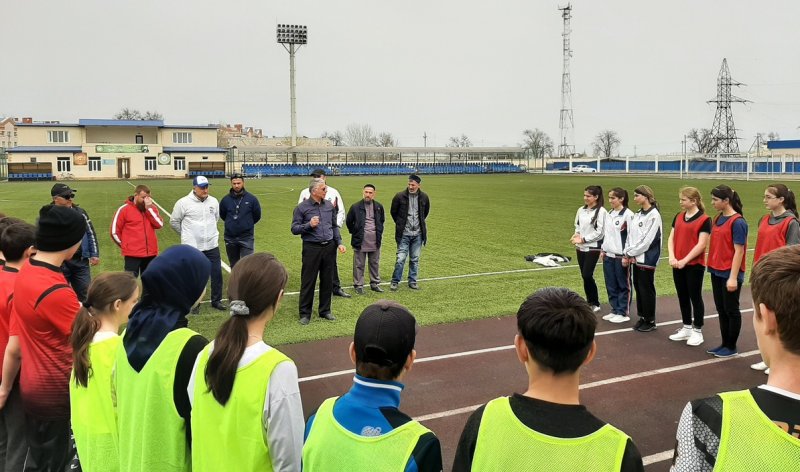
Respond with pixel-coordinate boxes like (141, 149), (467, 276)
(390, 175), (430, 291)
(219, 174), (262, 268)
(346, 184), (386, 295)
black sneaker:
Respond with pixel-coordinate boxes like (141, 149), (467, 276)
(633, 318), (645, 330)
(299, 316), (310, 325)
(636, 320), (657, 332)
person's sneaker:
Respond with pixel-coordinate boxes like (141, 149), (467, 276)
(408, 282), (420, 290)
(319, 312), (336, 321)
(299, 317), (310, 326)
(633, 318), (645, 330)
(354, 287), (364, 295)
(370, 285), (384, 293)
(333, 288), (352, 298)
(706, 345), (724, 355)
(750, 361), (768, 371)
(390, 282), (399, 291)
(602, 312), (617, 321)
(669, 327), (693, 342)
(591, 305), (601, 313)
(211, 302), (227, 311)
(765, 368), (770, 375)
(714, 347), (738, 358)
(190, 305), (200, 315)
(636, 320), (657, 332)
(609, 314), (630, 324)
(686, 329), (704, 346)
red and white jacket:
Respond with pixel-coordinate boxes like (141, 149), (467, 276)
(111, 197), (163, 258)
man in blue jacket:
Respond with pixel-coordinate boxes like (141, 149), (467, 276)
(219, 173), (262, 267)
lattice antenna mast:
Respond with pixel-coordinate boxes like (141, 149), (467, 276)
(558, 4), (575, 158)
(707, 58), (750, 155)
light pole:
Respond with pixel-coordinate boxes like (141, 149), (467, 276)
(277, 24), (307, 148)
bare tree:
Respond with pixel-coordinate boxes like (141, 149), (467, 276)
(376, 132), (397, 147)
(520, 129), (554, 160)
(217, 128), (230, 148)
(344, 123), (377, 147)
(767, 131), (780, 142)
(448, 134), (472, 147)
(114, 108), (163, 120)
(687, 128), (717, 154)
(591, 130), (620, 158)
(321, 130), (344, 146)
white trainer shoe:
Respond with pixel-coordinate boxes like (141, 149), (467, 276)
(591, 305), (601, 313)
(686, 329), (704, 346)
(669, 327), (692, 342)
(750, 361), (768, 371)
(608, 314), (630, 323)
(765, 368), (770, 375)
(602, 312), (617, 321)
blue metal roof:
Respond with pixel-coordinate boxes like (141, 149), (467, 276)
(163, 147), (228, 153)
(79, 119), (164, 127)
(767, 140), (800, 150)
(7, 146), (83, 153)
(161, 124), (218, 129)
(16, 123), (78, 127)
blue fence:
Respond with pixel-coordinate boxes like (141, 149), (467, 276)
(241, 162), (525, 177)
(547, 158), (800, 175)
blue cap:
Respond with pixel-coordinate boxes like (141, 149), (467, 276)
(192, 176), (210, 187)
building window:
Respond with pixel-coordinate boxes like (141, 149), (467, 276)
(144, 156), (157, 171)
(0, 130), (4, 136)
(173, 132), (192, 144)
(30, 157), (37, 163)
(174, 156), (186, 171)
(48, 130), (70, 143)
(89, 157), (102, 172)
(57, 157), (71, 172)
(135, 134), (144, 144)
(202, 155), (208, 160)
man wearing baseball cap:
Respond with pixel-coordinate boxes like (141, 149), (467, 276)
(49, 183), (100, 303)
(170, 176), (225, 311)
(302, 300), (442, 471)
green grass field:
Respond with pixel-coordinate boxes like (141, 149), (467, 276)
(0, 173), (786, 346)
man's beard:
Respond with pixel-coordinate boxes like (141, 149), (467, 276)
(136, 201), (146, 211)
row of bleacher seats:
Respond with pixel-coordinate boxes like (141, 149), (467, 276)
(8, 173), (53, 181)
(189, 170), (225, 177)
(241, 163), (525, 177)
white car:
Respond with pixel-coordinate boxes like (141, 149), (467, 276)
(571, 165), (597, 173)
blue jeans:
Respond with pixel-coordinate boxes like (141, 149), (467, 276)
(61, 258), (91, 303)
(603, 256), (630, 316)
(392, 234), (422, 284)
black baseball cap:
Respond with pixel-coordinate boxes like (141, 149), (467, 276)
(51, 183), (76, 198)
(354, 300), (418, 367)
(310, 168), (326, 178)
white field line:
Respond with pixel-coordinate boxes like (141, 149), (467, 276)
(412, 349), (759, 423)
(642, 450), (674, 466)
(126, 180), (231, 274)
(298, 309), (753, 383)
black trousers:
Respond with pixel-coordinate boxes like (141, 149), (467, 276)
(23, 415), (73, 472)
(672, 265), (706, 328)
(124, 256), (155, 278)
(224, 236), (254, 268)
(202, 247), (223, 305)
(299, 241), (336, 318)
(710, 274), (742, 349)
(576, 250), (601, 306)
(632, 266), (657, 322)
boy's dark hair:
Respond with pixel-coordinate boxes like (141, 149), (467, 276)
(355, 361), (403, 381)
(750, 245), (800, 356)
(0, 221), (35, 262)
(517, 287), (596, 374)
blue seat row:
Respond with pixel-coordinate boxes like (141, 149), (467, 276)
(189, 170), (225, 177)
(241, 163), (524, 177)
(8, 173), (53, 181)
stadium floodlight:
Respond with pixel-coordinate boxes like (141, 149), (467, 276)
(277, 23), (308, 147)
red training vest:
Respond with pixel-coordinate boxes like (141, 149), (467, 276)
(753, 214), (794, 264)
(673, 211), (710, 266)
(708, 213), (746, 273)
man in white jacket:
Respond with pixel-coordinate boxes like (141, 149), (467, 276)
(170, 176), (225, 311)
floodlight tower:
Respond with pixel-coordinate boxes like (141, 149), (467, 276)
(277, 24), (308, 147)
(558, 4), (575, 159)
(707, 58), (749, 155)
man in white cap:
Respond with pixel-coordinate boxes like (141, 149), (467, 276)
(170, 176), (225, 311)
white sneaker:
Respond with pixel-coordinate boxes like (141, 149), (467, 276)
(591, 305), (601, 313)
(765, 368), (770, 375)
(669, 327), (693, 342)
(686, 329), (704, 346)
(602, 312), (617, 321)
(750, 361), (768, 371)
(608, 314), (630, 323)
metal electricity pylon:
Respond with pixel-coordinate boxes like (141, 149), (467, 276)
(558, 4), (575, 159)
(707, 58), (749, 155)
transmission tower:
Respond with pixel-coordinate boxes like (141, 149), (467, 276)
(558, 4), (575, 158)
(707, 58), (749, 155)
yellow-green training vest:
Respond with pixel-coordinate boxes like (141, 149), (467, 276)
(115, 328), (198, 472)
(472, 397), (629, 471)
(302, 396), (431, 471)
(191, 344), (292, 471)
(70, 335), (121, 472)
(715, 390), (800, 471)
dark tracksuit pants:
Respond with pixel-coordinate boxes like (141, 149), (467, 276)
(632, 266), (656, 323)
(672, 265), (706, 328)
(300, 241), (336, 318)
(710, 274), (742, 350)
(576, 250), (601, 306)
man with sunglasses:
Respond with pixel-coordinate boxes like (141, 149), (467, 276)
(219, 173), (261, 268)
(49, 183), (99, 303)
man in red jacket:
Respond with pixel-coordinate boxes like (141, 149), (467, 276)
(111, 184), (164, 276)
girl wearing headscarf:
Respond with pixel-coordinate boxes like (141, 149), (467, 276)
(115, 245), (210, 472)
(189, 253), (304, 471)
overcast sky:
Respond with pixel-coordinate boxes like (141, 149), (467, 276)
(4, 0), (799, 154)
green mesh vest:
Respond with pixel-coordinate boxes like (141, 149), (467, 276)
(191, 344), (292, 471)
(70, 336), (121, 472)
(302, 396), (431, 471)
(115, 328), (198, 472)
(472, 397), (629, 471)
(715, 390), (800, 471)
